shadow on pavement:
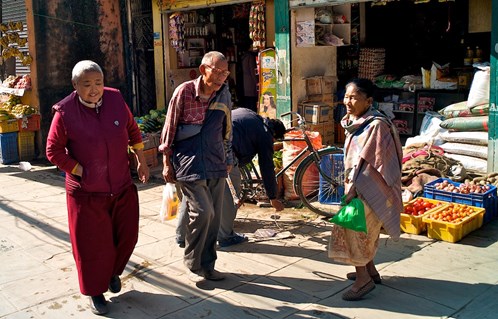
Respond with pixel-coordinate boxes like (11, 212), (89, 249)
(106, 264), (493, 319)
(0, 197), (70, 244)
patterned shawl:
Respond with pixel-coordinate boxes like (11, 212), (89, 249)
(341, 108), (403, 239)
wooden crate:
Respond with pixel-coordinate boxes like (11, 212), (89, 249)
(129, 147), (158, 170)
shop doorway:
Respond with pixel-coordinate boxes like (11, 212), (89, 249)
(166, 3), (258, 110)
(128, 0), (156, 116)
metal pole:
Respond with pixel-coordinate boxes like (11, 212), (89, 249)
(274, 0), (291, 118)
(488, 0), (498, 172)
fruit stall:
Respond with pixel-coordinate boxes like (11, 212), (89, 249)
(0, 75), (39, 164)
(129, 109), (167, 171)
(400, 178), (496, 243)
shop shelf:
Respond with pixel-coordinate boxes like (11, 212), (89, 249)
(400, 197), (449, 235)
(318, 152), (344, 204)
(423, 178), (497, 223)
(0, 132), (19, 164)
(17, 131), (35, 161)
(422, 205), (485, 243)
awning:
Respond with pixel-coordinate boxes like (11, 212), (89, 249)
(159, 0), (252, 13)
(289, 0), (454, 8)
(289, 0), (370, 8)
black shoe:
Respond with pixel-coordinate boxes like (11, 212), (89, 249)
(108, 275), (121, 293)
(89, 294), (108, 315)
(177, 239), (185, 248)
(203, 269), (226, 281)
(218, 233), (248, 247)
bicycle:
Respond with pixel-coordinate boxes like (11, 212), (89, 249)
(239, 111), (345, 218)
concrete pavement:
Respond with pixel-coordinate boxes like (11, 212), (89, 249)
(1, 161), (498, 319)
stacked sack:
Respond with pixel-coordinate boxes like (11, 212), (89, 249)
(437, 65), (490, 174)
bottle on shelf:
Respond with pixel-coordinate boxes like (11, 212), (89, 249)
(464, 46), (474, 66)
(473, 46), (483, 63)
(209, 9), (215, 24)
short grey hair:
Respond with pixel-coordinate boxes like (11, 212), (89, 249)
(201, 51), (226, 66)
(72, 60), (103, 83)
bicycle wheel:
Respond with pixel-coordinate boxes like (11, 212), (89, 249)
(293, 147), (344, 218)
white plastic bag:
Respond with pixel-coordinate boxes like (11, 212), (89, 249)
(159, 183), (179, 222)
(419, 111), (445, 137)
(467, 66), (490, 108)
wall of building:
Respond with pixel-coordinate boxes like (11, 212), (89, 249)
(152, 0), (166, 109)
(27, 0), (127, 155)
(290, 8), (337, 113)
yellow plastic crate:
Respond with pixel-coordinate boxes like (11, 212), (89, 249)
(17, 131), (35, 161)
(422, 204), (485, 243)
(401, 197), (449, 235)
(0, 119), (19, 133)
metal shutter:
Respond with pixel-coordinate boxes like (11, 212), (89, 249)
(2, 0), (29, 75)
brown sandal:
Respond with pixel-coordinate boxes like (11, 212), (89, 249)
(342, 279), (376, 301)
(346, 272), (382, 284)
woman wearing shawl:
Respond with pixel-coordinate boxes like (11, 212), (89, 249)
(329, 78), (403, 301)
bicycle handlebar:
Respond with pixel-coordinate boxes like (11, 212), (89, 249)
(280, 111), (306, 128)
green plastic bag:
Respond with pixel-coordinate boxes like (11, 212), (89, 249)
(329, 196), (367, 233)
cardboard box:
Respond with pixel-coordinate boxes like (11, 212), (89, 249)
(305, 76), (337, 96)
(300, 102), (333, 124)
(307, 123), (324, 135)
(305, 94), (334, 103)
(306, 122), (334, 145)
(321, 132), (334, 145)
(335, 124), (346, 144)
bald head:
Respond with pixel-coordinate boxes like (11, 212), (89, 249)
(201, 51), (227, 65)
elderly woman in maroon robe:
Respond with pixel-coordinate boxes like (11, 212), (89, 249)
(46, 60), (149, 315)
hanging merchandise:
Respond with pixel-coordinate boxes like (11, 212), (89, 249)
(169, 12), (185, 52)
(233, 3), (251, 19)
(0, 21), (32, 66)
(249, 1), (266, 51)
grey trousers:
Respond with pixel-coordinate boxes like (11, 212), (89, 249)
(176, 166), (240, 243)
(177, 178), (225, 272)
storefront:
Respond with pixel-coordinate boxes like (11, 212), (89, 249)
(0, 0), (39, 164)
(154, 0), (277, 116)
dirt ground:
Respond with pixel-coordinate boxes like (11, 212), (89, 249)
(233, 200), (339, 236)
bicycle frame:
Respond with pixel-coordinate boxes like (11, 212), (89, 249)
(277, 112), (337, 185)
(240, 112), (343, 217)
